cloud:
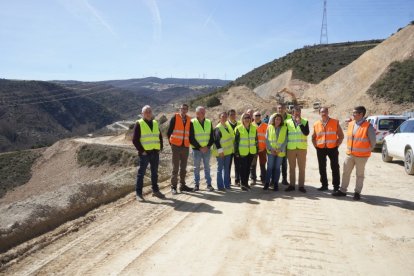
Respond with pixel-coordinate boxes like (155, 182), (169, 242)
(143, 0), (162, 42)
(58, 0), (117, 37)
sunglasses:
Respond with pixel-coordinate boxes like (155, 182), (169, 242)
(255, 114), (261, 117)
(243, 117), (251, 120)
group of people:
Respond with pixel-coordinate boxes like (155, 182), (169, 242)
(132, 103), (376, 202)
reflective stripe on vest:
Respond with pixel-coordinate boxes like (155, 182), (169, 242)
(191, 118), (212, 148)
(286, 118), (308, 150)
(212, 123), (235, 157)
(346, 121), (371, 157)
(138, 119), (160, 150)
(314, 118), (339, 149)
(236, 124), (257, 156)
(266, 125), (287, 157)
(169, 113), (191, 147)
(252, 121), (268, 151)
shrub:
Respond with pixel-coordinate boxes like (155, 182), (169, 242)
(206, 96), (221, 107)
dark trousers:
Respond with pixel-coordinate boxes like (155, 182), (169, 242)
(250, 151), (267, 182)
(229, 154), (241, 183)
(316, 147), (340, 189)
(238, 154), (254, 187)
(136, 152), (159, 196)
(171, 145), (189, 188)
(281, 156), (288, 181)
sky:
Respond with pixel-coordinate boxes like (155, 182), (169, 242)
(0, 0), (413, 81)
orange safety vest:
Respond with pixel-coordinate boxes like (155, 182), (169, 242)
(253, 121), (268, 151)
(346, 121), (371, 157)
(314, 118), (339, 149)
(169, 113), (191, 147)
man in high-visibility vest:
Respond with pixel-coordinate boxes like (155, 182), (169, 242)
(270, 103), (292, 187)
(312, 107), (344, 191)
(189, 106), (214, 191)
(250, 111), (267, 185)
(285, 106), (310, 193)
(132, 105), (165, 202)
(167, 103), (194, 195)
(332, 106), (376, 200)
(227, 109), (241, 186)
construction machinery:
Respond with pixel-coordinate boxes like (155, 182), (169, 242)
(274, 87), (308, 111)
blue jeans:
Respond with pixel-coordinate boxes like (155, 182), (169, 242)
(266, 154), (283, 187)
(193, 149), (212, 187)
(216, 155), (231, 189)
(136, 152), (159, 196)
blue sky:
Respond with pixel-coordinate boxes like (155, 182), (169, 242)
(1, 0), (413, 81)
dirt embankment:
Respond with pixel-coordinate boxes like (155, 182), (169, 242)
(304, 24), (414, 119)
(0, 135), (173, 253)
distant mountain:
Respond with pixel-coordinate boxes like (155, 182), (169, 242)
(0, 77), (229, 152)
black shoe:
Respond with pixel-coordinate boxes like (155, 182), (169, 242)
(180, 185), (193, 192)
(171, 188), (178, 195)
(317, 186), (328, 191)
(353, 192), (361, 200)
(241, 185), (249, 191)
(152, 191), (166, 199)
(332, 190), (346, 197)
(285, 185), (295, 192)
(207, 185), (215, 192)
(281, 179), (289, 186)
(333, 187), (339, 192)
(193, 185), (199, 191)
(263, 184), (269, 190)
(234, 181), (240, 187)
(218, 187), (226, 191)
(298, 187), (307, 193)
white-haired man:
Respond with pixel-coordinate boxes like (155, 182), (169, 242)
(189, 106), (214, 191)
(132, 105), (165, 201)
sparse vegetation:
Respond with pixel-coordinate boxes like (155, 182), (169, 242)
(0, 150), (42, 198)
(76, 144), (137, 167)
(367, 59), (414, 104)
(234, 40), (382, 88)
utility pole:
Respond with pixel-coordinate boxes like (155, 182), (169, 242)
(320, 0), (328, 44)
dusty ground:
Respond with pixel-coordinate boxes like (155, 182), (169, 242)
(1, 109), (413, 275)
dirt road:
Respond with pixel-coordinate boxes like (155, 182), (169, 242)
(1, 110), (413, 275)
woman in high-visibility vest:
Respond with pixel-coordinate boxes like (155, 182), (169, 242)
(264, 113), (288, 191)
(212, 112), (235, 191)
(234, 113), (258, 191)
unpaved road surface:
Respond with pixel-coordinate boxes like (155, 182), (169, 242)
(1, 110), (414, 275)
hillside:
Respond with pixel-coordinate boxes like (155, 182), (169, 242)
(367, 58), (414, 104)
(0, 79), (119, 152)
(304, 24), (414, 119)
(0, 78), (228, 152)
(233, 40), (382, 88)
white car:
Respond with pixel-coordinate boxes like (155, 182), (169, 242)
(366, 115), (408, 148)
(382, 118), (414, 175)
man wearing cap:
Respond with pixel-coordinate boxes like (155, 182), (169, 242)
(167, 103), (194, 194)
(132, 105), (165, 202)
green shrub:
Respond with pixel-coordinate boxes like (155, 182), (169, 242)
(77, 144), (137, 167)
(206, 96), (221, 107)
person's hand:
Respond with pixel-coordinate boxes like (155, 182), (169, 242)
(201, 147), (208, 153)
(271, 149), (277, 156)
(142, 151), (147, 156)
(295, 116), (301, 124)
(219, 152), (224, 158)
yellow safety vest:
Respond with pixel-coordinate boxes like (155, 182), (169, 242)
(137, 119), (160, 150)
(266, 125), (287, 157)
(191, 118), (212, 148)
(236, 124), (257, 157)
(286, 118), (308, 150)
(212, 123), (235, 157)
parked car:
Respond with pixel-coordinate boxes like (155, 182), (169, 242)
(366, 115), (409, 148)
(382, 118), (414, 175)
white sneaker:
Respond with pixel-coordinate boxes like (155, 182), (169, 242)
(136, 195), (145, 202)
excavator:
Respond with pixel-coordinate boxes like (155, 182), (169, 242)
(274, 87), (308, 112)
